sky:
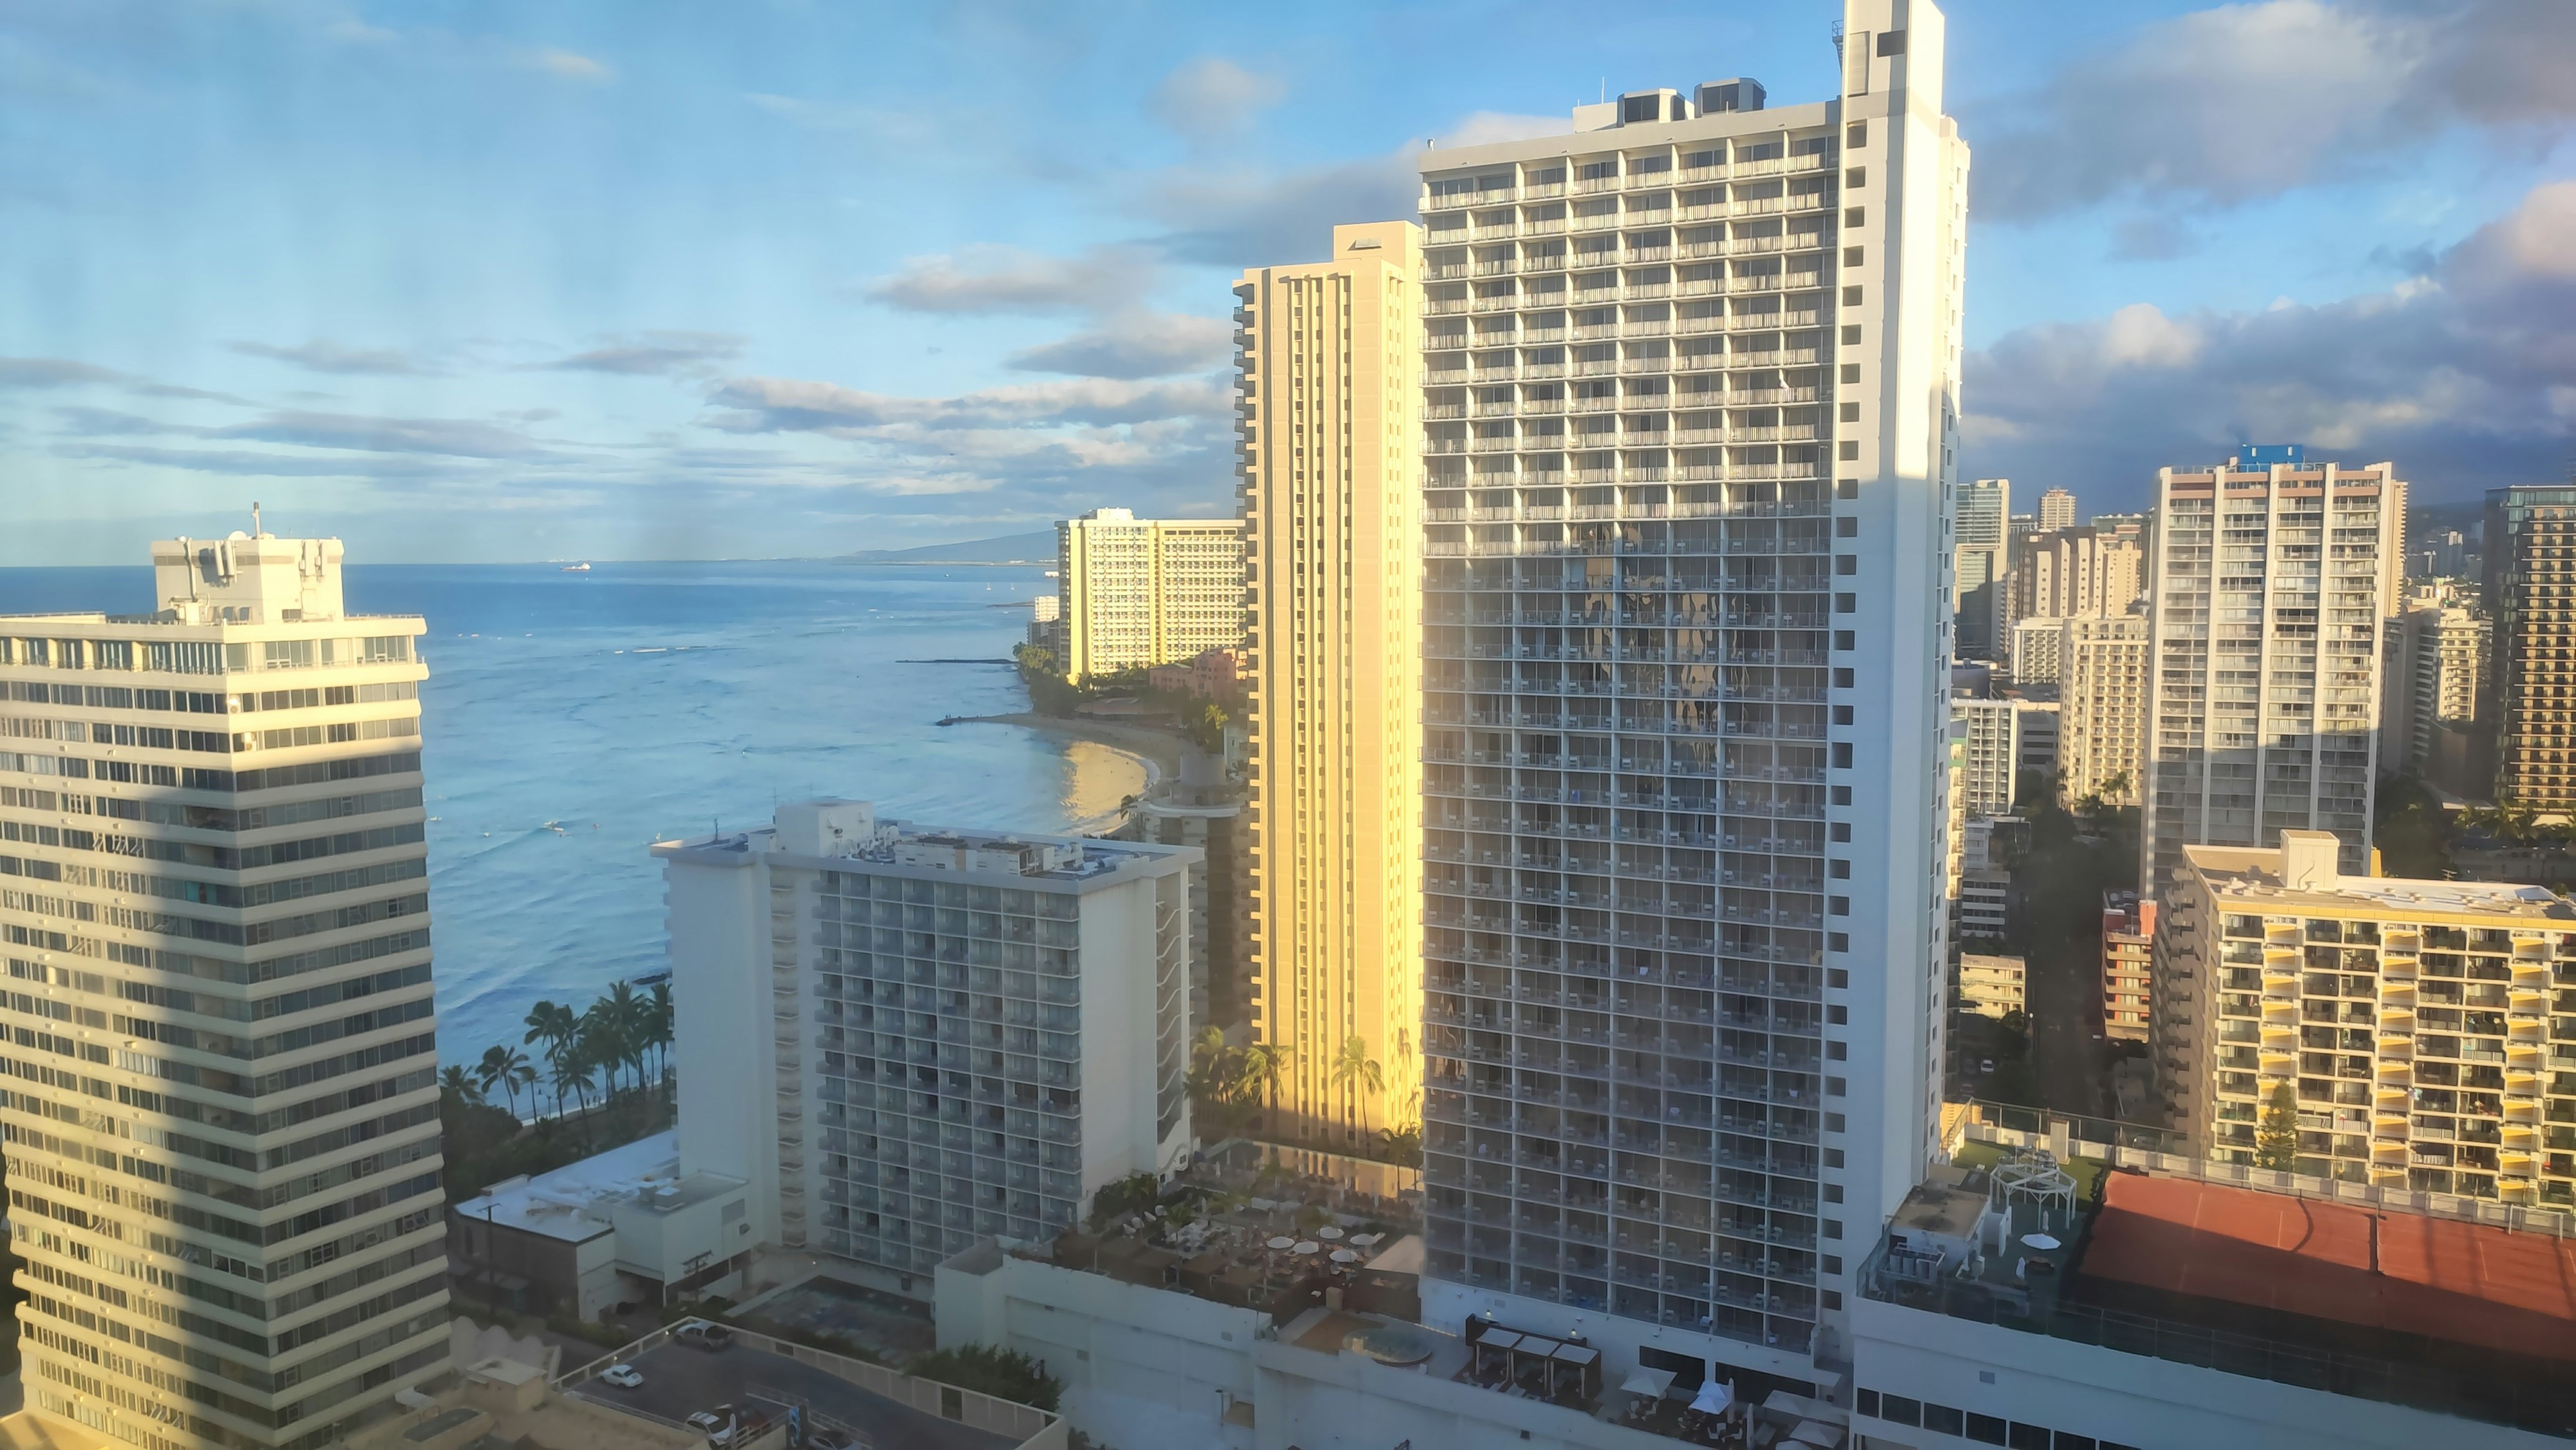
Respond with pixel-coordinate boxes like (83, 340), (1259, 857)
(1, 0), (2571, 565)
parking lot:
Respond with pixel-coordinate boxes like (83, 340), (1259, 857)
(572, 1339), (1018, 1450)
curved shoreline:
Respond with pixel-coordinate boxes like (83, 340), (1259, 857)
(943, 711), (1190, 824)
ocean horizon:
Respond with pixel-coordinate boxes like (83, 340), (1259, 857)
(0, 560), (1143, 1066)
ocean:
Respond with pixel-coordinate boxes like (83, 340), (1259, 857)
(0, 561), (1144, 1066)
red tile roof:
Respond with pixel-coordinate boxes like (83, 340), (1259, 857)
(2079, 1173), (2576, 1362)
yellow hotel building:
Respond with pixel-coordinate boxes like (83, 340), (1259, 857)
(1236, 221), (1424, 1146)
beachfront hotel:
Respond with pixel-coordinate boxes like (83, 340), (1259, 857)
(1053, 510), (1246, 682)
(0, 528), (447, 1448)
(1413, 0), (1969, 1389)
(655, 801), (1195, 1287)
(1235, 219), (1427, 1145)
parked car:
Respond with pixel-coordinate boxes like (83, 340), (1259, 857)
(686, 1408), (737, 1447)
(676, 1321), (735, 1352)
(598, 1363), (644, 1390)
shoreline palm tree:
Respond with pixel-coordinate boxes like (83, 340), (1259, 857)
(647, 981), (674, 1090)
(523, 1000), (578, 1116)
(479, 1044), (534, 1121)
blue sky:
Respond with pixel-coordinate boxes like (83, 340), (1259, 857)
(3, 0), (2571, 564)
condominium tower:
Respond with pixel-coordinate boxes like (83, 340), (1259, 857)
(2057, 615), (2148, 805)
(1235, 221), (1425, 1144)
(1415, 0), (1966, 1383)
(1053, 510), (1245, 681)
(2035, 486), (2076, 533)
(657, 801), (1193, 1280)
(2379, 589), (2486, 781)
(2008, 525), (2142, 624)
(2484, 484), (2576, 806)
(2153, 831), (2576, 1207)
(2140, 452), (2400, 895)
(1, 530), (447, 1449)
(1954, 478), (2008, 661)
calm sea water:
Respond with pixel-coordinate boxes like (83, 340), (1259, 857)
(0, 561), (1145, 1065)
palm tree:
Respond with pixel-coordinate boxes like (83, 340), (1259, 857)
(646, 981), (674, 1089)
(479, 1045), (533, 1121)
(1239, 1042), (1292, 1129)
(601, 981), (650, 1096)
(523, 999), (578, 1113)
(554, 1050), (599, 1144)
(1330, 1035), (1385, 1140)
(440, 1064), (482, 1104)
(577, 1001), (628, 1099)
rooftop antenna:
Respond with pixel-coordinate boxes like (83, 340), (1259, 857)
(1833, 19), (1846, 64)
(252, 501), (262, 537)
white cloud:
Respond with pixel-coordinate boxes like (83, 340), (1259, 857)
(1962, 180), (2576, 501)
(229, 338), (437, 376)
(862, 245), (1157, 315)
(704, 374), (1227, 433)
(1150, 58), (1286, 138)
(1968, 0), (2576, 220)
(1006, 313), (1231, 379)
(543, 332), (747, 376)
(529, 48), (610, 82)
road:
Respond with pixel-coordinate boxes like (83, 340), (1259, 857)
(573, 1341), (1018, 1450)
(2025, 927), (2108, 1119)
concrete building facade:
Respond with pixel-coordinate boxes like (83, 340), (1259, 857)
(1954, 479), (2008, 662)
(2379, 592), (2486, 780)
(1235, 220), (1426, 1144)
(0, 530), (449, 1449)
(655, 803), (1195, 1289)
(2034, 487), (2075, 533)
(2141, 453), (2400, 895)
(2100, 891), (2155, 1042)
(1414, 0), (1968, 1378)
(2057, 616), (2147, 807)
(2153, 830), (2576, 1206)
(1055, 510), (1245, 681)
(2485, 484), (2576, 806)
(2007, 526), (2142, 626)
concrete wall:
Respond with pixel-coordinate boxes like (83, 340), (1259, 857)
(1852, 1296), (2564, 1450)
(938, 1250), (1264, 1420)
(662, 844), (784, 1246)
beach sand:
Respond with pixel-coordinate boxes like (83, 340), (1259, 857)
(947, 712), (1191, 798)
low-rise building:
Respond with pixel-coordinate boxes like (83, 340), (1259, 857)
(1956, 954), (2025, 1019)
(1146, 646), (1243, 700)
(2100, 891), (2155, 1042)
(449, 1130), (757, 1320)
(656, 800), (1197, 1294)
(1957, 869), (2010, 944)
(2153, 829), (2576, 1204)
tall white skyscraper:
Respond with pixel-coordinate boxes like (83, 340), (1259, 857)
(2141, 449), (2401, 895)
(1415, 0), (1965, 1385)
(1, 528), (447, 1449)
(2035, 486), (2076, 532)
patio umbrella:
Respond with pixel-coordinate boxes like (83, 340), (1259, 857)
(1690, 1380), (1733, 1416)
(1293, 1241), (1320, 1255)
(1318, 1225), (1344, 1240)
(1350, 1233), (1379, 1247)
(1267, 1237), (1294, 1250)
(2022, 1233), (2061, 1251)
(1330, 1248), (1358, 1264)
(1619, 1366), (1676, 1398)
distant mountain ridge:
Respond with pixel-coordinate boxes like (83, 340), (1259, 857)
(839, 531), (1056, 565)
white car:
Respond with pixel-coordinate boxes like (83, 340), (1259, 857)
(598, 1363), (643, 1390)
(686, 1408), (737, 1447)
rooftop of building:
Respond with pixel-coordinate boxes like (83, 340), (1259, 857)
(2184, 832), (2576, 924)
(1865, 1113), (2576, 1438)
(453, 1129), (745, 1243)
(654, 797), (1195, 887)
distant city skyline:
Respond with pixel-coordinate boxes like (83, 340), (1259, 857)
(3, 0), (2571, 565)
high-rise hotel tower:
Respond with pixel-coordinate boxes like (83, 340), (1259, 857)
(1236, 221), (1426, 1144)
(1415, 0), (1966, 1382)
(0, 529), (445, 1449)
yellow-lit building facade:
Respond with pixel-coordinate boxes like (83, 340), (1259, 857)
(1236, 221), (1424, 1146)
(1055, 510), (1244, 682)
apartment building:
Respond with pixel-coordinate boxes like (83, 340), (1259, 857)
(1235, 221), (1426, 1145)
(2007, 616), (2061, 685)
(2057, 616), (2148, 806)
(2035, 488), (2075, 533)
(2379, 588), (2486, 781)
(1415, 0), (1967, 1381)
(1949, 695), (2050, 818)
(1954, 478), (2008, 662)
(1054, 510), (1245, 681)
(0, 530), (448, 1449)
(1955, 954), (2023, 1018)
(2007, 525), (2142, 625)
(656, 801), (1193, 1286)
(2140, 450), (2401, 895)
(2100, 891), (2155, 1042)
(2484, 484), (2576, 806)
(2154, 830), (2576, 1207)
